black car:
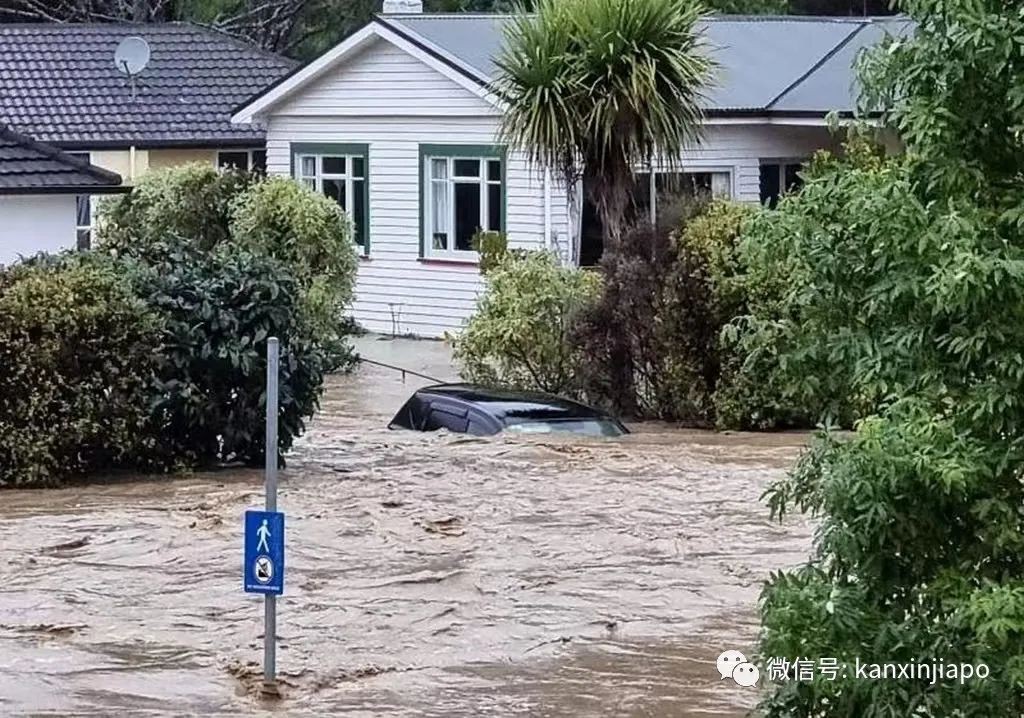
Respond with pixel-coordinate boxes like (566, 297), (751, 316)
(389, 383), (629, 437)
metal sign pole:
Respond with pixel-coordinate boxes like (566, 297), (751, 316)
(263, 337), (279, 694)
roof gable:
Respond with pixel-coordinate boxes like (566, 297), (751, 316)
(0, 22), (296, 147)
(0, 125), (124, 194)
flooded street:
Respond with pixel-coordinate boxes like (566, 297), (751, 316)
(0, 336), (813, 716)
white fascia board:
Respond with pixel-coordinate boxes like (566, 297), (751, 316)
(232, 21), (500, 125)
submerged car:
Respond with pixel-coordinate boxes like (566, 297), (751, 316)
(389, 383), (629, 437)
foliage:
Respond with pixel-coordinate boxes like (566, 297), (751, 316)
(127, 238), (330, 469)
(452, 251), (601, 395)
(102, 166), (358, 369)
(99, 163), (256, 255)
(574, 199), (722, 421)
(494, 0), (715, 244)
(0, 254), (161, 486)
(229, 175), (359, 336)
(471, 230), (510, 274)
(758, 1), (1024, 714)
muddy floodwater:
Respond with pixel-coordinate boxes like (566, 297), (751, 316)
(0, 336), (813, 717)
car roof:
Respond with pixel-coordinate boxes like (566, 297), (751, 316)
(414, 383), (609, 423)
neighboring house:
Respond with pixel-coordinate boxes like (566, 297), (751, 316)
(0, 125), (124, 265)
(233, 2), (906, 338)
(0, 22), (295, 250)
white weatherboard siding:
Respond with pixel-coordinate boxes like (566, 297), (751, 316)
(258, 34), (838, 338)
(0, 195), (76, 266)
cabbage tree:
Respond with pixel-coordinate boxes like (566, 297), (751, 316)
(493, 0), (715, 247)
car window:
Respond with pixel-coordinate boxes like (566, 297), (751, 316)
(504, 419), (626, 437)
(424, 404), (469, 433)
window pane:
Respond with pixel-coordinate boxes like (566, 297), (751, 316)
(431, 180), (449, 250)
(76, 195), (91, 226)
(301, 178), (315, 191)
(218, 151), (249, 170)
(454, 159), (479, 177)
(784, 163), (803, 192)
(760, 163), (781, 208)
(352, 179), (366, 247)
(487, 184), (501, 231)
(487, 159), (501, 182)
(323, 178), (346, 209)
(711, 172), (731, 198)
(454, 182), (481, 251)
(301, 156), (316, 176)
(76, 229), (91, 251)
(252, 150), (267, 173)
(352, 156), (365, 178)
(430, 158), (448, 180)
(323, 156), (346, 175)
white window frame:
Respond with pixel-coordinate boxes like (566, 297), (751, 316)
(66, 151), (95, 249)
(640, 166), (735, 222)
(216, 148), (266, 172)
(423, 155), (503, 260)
(294, 151), (368, 249)
(760, 157), (807, 205)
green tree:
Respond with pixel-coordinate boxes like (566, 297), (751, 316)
(753, 1), (1024, 714)
(494, 0), (715, 247)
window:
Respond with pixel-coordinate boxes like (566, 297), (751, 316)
(217, 149), (267, 173)
(420, 145), (505, 260)
(67, 152), (93, 250)
(579, 169), (732, 266)
(759, 160), (805, 209)
(291, 143), (369, 251)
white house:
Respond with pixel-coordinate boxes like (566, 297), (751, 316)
(233, 2), (904, 338)
(0, 125), (124, 266)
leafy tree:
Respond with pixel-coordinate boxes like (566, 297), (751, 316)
(753, 1), (1024, 714)
(493, 0), (715, 247)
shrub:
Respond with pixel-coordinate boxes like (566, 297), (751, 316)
(127, 239), (330, 469)
(99, 163), (255, 254)
(573, 199), (718, 420)
(452, 251), (601, 395)
(0, 254), (161, 486)
(229, 176), (359, 330)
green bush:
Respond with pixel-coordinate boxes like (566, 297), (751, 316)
(99, 163), (255, 254)
(129, 239), (329, 468)
(0, 254), (161, 486)
(230, 176), (358, 332)
(452, 251), (601, 395)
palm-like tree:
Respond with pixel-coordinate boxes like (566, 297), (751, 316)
(494, 0), (715, 248)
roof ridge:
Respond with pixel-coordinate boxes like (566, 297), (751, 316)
(765, 21), (868, 110)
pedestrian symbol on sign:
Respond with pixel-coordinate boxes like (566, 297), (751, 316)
(257, 519), (271, 553)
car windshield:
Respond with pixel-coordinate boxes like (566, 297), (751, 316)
(503, 418), (625, 437)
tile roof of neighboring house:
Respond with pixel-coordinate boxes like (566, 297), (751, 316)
(0, 22), (296, 148)
(0, 124), (124, 194)
(376, 13), (912, 115)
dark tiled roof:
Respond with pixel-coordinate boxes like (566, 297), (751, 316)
(0, 22), (296, 147)
(377, 13), (910, 115)
(0, 124), (123, 193)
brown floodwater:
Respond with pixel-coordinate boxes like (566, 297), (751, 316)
(0, 336), (813, 717)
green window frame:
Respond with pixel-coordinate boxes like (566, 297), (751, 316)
(419, 144), (507, 260)
(291, 143), (370, 253)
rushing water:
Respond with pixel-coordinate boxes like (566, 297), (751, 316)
(0, 336), (813, 716)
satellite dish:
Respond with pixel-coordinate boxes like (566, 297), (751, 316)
(114, 36), (151, 76)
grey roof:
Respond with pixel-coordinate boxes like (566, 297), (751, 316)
(0, 124), (123, 194)
(378, 13), (908, 115)
(0, 22), (296, 148)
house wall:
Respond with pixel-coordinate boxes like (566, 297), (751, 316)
(0, 195), (77, 265)
(87, 148), (237, 182)
(257, 36), (840, 338)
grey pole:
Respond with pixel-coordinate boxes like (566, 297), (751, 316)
(263, 337), (279, 695)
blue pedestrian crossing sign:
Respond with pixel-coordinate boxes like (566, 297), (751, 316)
(244, 510), (284, 595)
